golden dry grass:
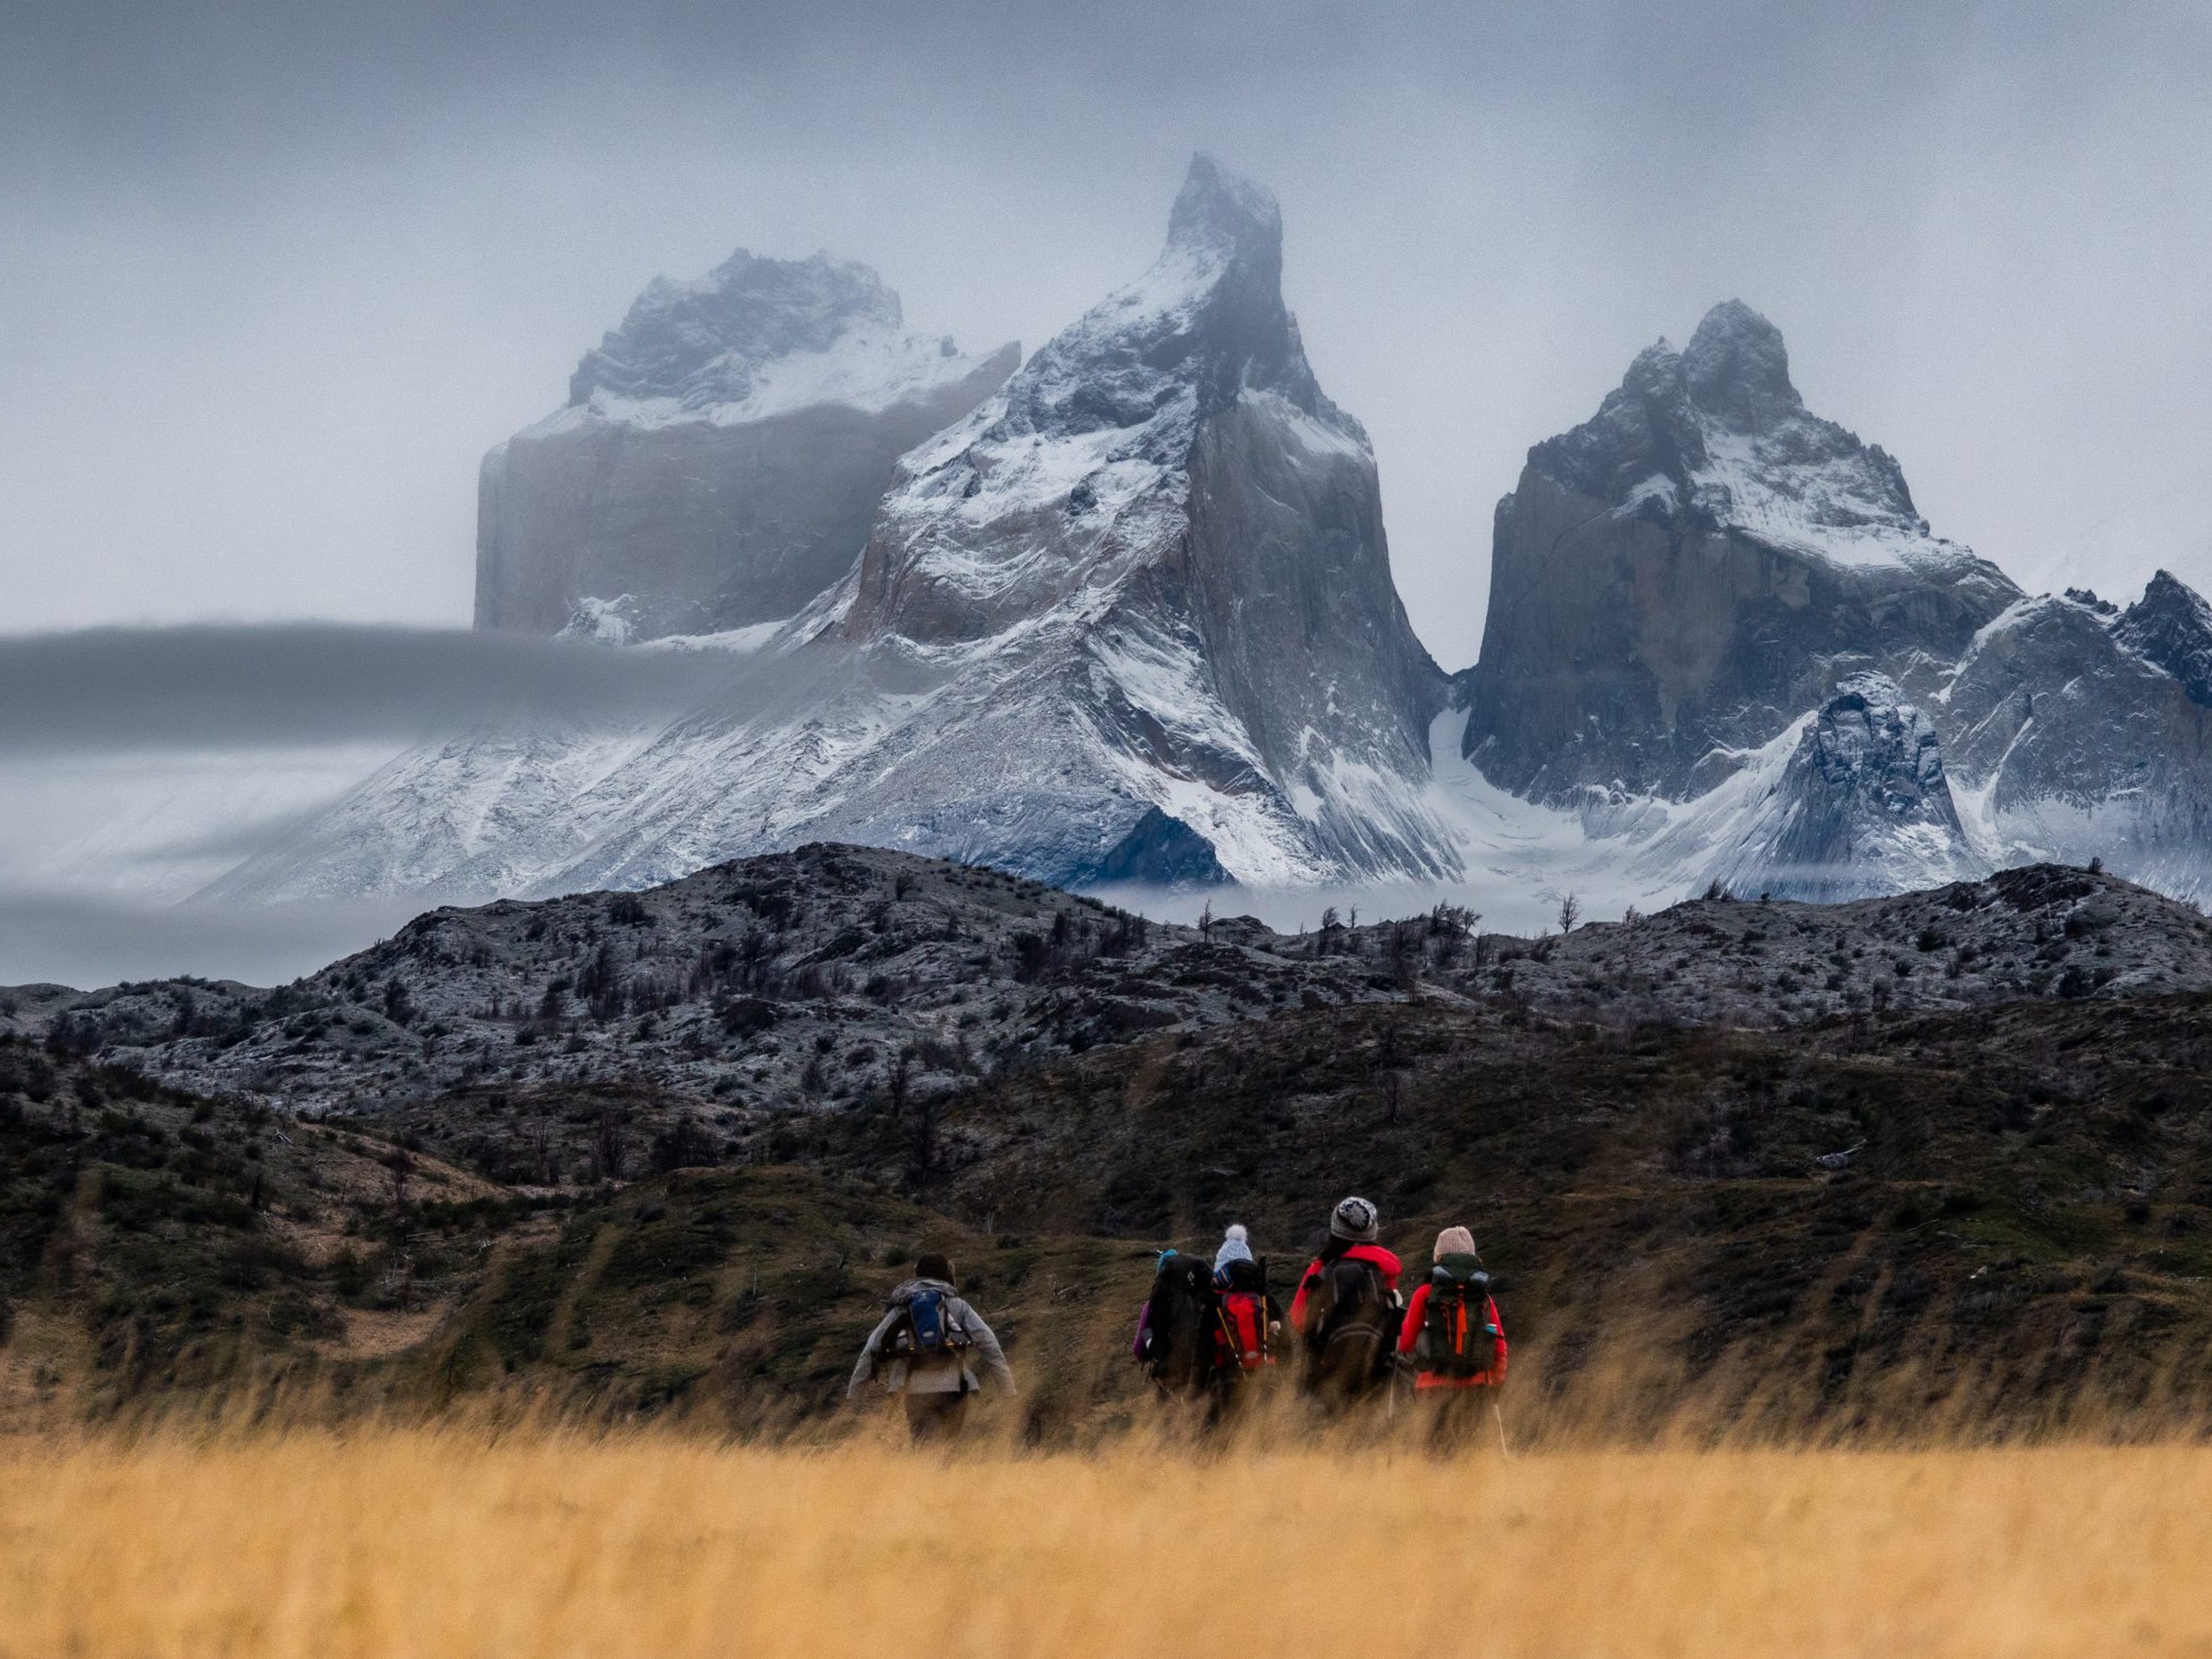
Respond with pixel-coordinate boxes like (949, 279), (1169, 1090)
(5, 1422), (2212, 1658)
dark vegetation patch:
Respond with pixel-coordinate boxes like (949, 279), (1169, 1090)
(6, 853), (2212, 1439)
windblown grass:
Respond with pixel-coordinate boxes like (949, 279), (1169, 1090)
(4, 1422), (2211, 1657)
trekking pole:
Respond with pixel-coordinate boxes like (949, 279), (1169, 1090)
(1492, 1398), (1511, 1459)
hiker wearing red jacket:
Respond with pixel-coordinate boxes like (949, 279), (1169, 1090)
(1291, 1196), (1404, 1406)
(1398, 1224), (1507, 1448)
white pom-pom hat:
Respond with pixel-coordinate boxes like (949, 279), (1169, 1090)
(1213, 1223), (1255, 1274)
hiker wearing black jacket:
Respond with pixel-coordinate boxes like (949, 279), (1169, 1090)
(1291, 1197), (1405, 1408)
(848, 1251), (1015, 1442)
(1133, 1225), (1286, 1426)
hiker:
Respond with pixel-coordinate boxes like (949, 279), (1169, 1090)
(848, 1251), (1015, 1442)
(1133, 1225), (1285, 1426)
(1134, 1249), (1220, 1395)
(1290, 1196), (1403, 1407)
(1398, 1225), (1508, 1449)
(1209, 1223), (1285, 1381)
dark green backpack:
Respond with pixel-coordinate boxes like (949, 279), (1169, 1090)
(1421, 1254), (1502, 1378)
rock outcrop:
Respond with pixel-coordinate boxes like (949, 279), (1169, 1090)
(2114, 569), (2212, 708)
(475, 251), (1016, 641)
(1942, 593), (2212, 899)
(1705, 674), (1983, 902)
(1455, 302), (2019, 802)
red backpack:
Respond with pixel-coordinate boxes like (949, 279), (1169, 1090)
(1215, 1288), (1272, 1371)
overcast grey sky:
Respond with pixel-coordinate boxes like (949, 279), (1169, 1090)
(6, 0), (2212, 671)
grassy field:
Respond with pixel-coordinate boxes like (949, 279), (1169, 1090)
(4, 1426), (2211, 1657)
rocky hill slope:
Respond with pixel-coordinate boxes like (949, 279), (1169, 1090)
(25, 849), (2212, 1128)
(8, 850), (2212, 1437)
(476, 250), (1015, 642)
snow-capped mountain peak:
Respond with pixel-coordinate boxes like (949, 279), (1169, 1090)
(843, 152), (1367, 652)
(475, 247), (1015, 642)
(226, 156), (1457, 904)
(1702, 671), (1984, 902)
(1534, 299), (1940, 573)
(554, 250), (1003, 430)
(574, 250), (887, 410)
(1460, 301), (2019, 806)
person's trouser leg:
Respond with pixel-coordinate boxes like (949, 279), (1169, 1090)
(1423, 1388), (1482, 1452)
(903, 1390), (970, 1443)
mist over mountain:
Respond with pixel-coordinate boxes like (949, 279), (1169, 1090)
(8, 158), (2211, 971)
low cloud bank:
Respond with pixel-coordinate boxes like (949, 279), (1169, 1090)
(0, 622), (769, 986)
(0, 623), (739, 755)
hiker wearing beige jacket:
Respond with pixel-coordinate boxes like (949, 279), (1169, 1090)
(848, 1251), (1016, 1441)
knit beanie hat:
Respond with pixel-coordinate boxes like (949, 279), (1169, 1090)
(1433, 1225), (1476, 1263)
(1213, 1224), (1254, 1274)
(1330, 1196), (1380, 1243)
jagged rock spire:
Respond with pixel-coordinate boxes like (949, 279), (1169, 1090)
(2116, 569), (2212, 708)
(1681, 299), (1803, 433)
(1165, 151), (1284, 264)
(1461, 300), (2018, 804)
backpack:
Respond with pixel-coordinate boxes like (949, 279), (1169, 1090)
(890, 1287), (969, 1359)
(1420, 1256), (1503, 1379)
(1215, 1289), (1272, 1372)
(1304, 1253), (1398, 1398)
(1143, 1253), (1221, 1392)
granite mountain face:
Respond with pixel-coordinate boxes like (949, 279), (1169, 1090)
(194, 182), (2212, 912)
(812, 152), (1454, 885)
(1446, 302), (2212, 906)
(475, 250), (1016, 643)
(214, 157), (1458, 904)
(1454, 301), (2019, 805)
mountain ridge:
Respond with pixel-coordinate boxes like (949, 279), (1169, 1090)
(13, 848), (2212, 1437)
(201, 182), (2212, 917)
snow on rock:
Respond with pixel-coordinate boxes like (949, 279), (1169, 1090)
(215, 156), (1459, 905)
(1429, 302), (2212, 912)
(1698, 673), (1986, 901)
(1457, 299), (2021, 804)
(476, 249), (1016, 642)
(2115, 569), (2212, 708)
(1940, 590), (2212, 903)
(566, 251), (991, 423)
(197, 241), (2212, 918)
